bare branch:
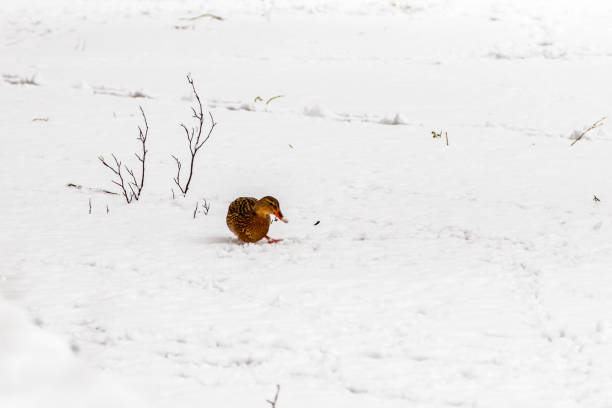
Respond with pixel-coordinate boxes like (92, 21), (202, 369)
(171, 154), (185, 194)
(201, 198), (211, 215)
(99, 154), (132, 203)
(98, 107), (150, 203)
(172, 74), (218, 196)
(196, 112), (217, 151)
(126, 166), (139, 188)
(127, 183), (137, 202)
(133, 106), (149, 198)
(266, 385), (280, 408)
(193, 198), (211, 218)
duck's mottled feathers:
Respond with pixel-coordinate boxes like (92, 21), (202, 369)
(226, 197), (271, 243)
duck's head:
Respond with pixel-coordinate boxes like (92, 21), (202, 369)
(255, 196), (288, 223)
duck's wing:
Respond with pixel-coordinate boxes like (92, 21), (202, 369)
(228, 197), (258, 215)
(227, 197), (259, 239)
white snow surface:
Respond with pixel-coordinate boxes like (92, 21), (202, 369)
(3, 0), (612, 407)
(0, 295), (142, 408)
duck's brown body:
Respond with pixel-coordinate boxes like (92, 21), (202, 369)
(226, 197), (271, 243)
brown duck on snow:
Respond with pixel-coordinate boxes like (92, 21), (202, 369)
(226, 196), (288, 243)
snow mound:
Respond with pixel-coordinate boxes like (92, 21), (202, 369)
(379, 113), (409, 125)
(0, 296), (142, 408)
(226, 102), (256, 111)
(72, 80), (93, 92)
(303, 104), (335, 118)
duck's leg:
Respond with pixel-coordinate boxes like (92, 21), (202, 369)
(265, 235), (283, 244)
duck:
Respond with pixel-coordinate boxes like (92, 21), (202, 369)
(226, 196), (288, 243)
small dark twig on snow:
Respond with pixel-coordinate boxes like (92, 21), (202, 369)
(201, 198), (211, 215)
(193, 199), (211, 218)
(266, 385), (280, 408)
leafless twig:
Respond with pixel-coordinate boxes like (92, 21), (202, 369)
(98, 107), (149, 203)
(66, 183), (118, 195)
(201, 198), (211, 215)
(193, 198), (211, 218)
(266, 385), (280, 408)
(131, 106), (149, 199)
(570, 117), (606, 147)
(98, 154), (133, 203)
(172, 74), (217, 196)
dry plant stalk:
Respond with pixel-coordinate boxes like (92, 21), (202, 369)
(99, 106), (149, 203)
(201, 199), (211, 215)
(181, 13), (224, 21)
(266, 385), (280, 408)
(193, 199), (211, 218)
(172, 74), (217, 196)
(432, 130), (449, 145)
(570, 117), (606, 146)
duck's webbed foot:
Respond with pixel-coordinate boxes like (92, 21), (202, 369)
(265, 235), (283, 244)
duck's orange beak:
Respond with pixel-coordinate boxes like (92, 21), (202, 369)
(275, 211), (288, 223)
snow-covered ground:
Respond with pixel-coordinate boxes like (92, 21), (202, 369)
(0, 295), (143, 408)
(3, 1), (612, 407)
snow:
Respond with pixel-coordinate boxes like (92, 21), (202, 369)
(379, 113), (409, 125)
(303, 104), (334, 118)
(3, 0), (612, 407)
(0, 295), (143, 408)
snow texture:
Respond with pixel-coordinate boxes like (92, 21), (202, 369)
(0, 296), (142, 408)
(3, 0), (612, 407)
